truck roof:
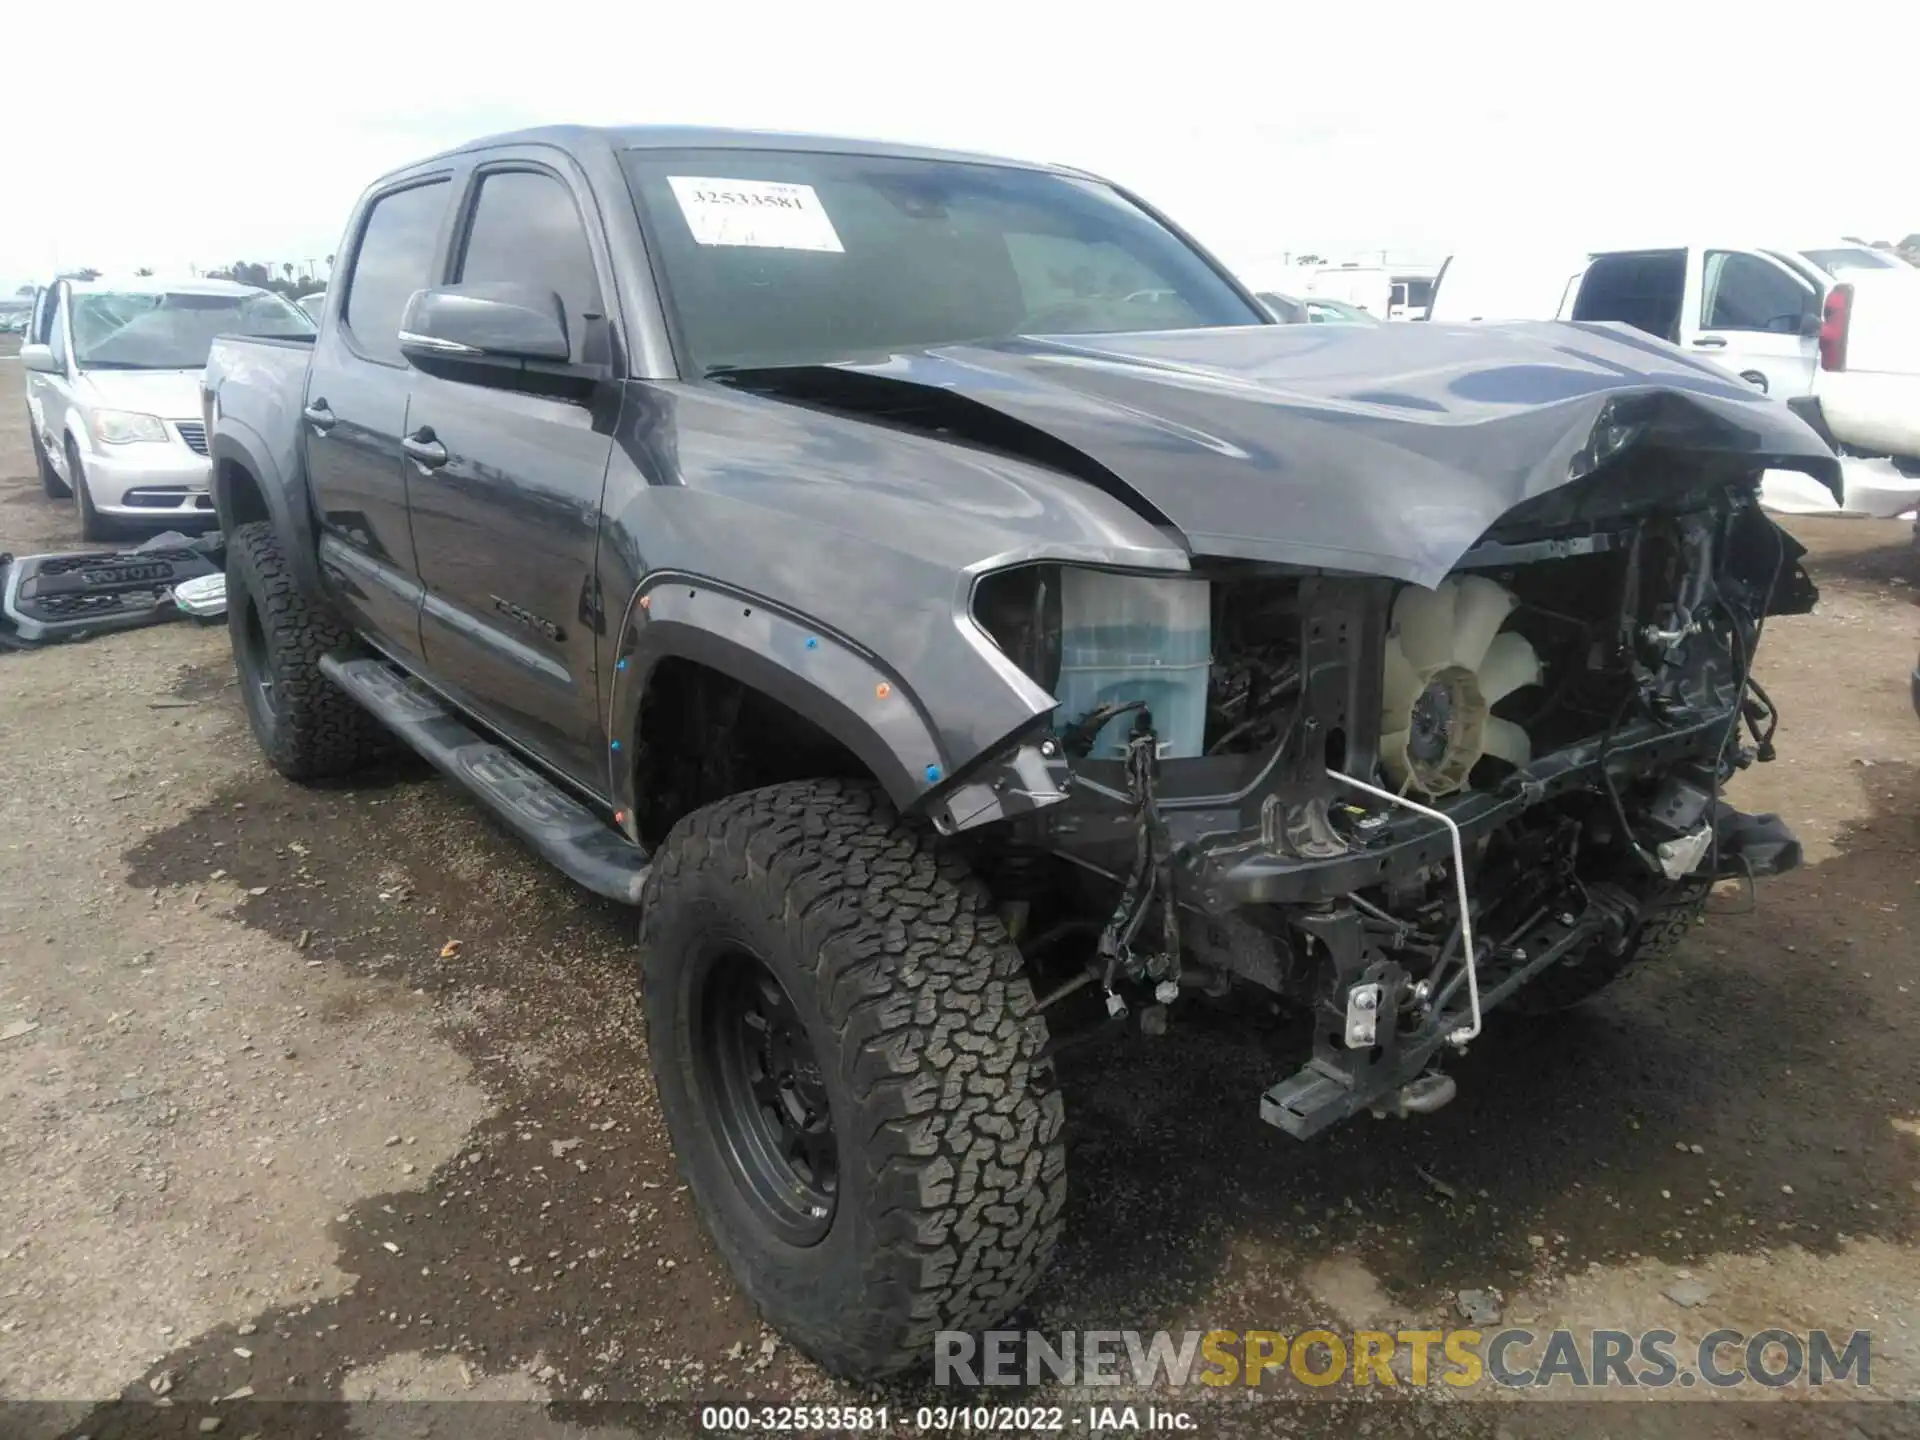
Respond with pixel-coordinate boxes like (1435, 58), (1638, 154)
(421, 123), (1076, 177)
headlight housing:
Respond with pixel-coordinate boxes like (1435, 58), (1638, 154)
(974, 564), (1212, 759)
(91, 409), (169, 445)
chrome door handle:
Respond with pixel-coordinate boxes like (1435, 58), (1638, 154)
(1691, 336), (1727, 348)
(303, 400), (336, 430)
(402, 430), (448, 470)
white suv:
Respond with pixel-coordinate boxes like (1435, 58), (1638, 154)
(21, 278), (315, 539)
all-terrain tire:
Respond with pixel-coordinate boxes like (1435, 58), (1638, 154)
(1516, 879), (1708, 1014)
(226, 520), (386, 781)
(32, 423), (70, 498)
(638, 779), (1067, 1378)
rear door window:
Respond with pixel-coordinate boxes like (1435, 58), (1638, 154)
(1570, 250), (1687, 341)
(343, 180), (451, 364)
(1701, 251), (1816, 334)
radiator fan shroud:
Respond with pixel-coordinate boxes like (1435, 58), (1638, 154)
(1381, 575), (1542, 796)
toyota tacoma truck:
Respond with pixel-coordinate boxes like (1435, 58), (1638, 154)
(202, 124), (1834, 1378)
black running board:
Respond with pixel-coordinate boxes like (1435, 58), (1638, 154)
(319, 656), (649, 904)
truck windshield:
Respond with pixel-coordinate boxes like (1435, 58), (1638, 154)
(1797, 247), (1906, 275)
(71, 290), (316, 371)
(622, 148), (1265, 374)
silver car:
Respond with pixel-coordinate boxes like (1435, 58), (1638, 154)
(21, 278), (315, 539)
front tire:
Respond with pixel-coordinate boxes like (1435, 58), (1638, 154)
(66, 438), (112, 541)
(1516, 879), (1708, 1013)
(226, 520), (386, 781)
(638, 780), (1067, 1378)
(32, 424), (70, 498)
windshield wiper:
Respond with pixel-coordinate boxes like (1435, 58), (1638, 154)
(78, 361), (192, 371)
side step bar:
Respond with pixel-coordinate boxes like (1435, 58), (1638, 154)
(319, 656), (649, 905)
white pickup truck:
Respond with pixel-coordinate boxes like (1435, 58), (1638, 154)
(1774, 247), (1920, 453)
(1428, 242), (1920, 515)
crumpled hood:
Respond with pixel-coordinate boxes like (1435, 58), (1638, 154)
(79, 368), (203, 420)
(822, 321), (1840, 587)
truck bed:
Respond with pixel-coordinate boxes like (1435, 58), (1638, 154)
(202, 334), (315, 506)
(1815, 269), (1920, 469)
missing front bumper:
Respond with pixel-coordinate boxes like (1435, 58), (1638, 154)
(1257, 801), (1799, 1140)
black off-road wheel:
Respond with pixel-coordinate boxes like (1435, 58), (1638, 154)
(226, 520), (386, 781)
(32, 424), (70, 498)
(638, 780), (1067, 1378)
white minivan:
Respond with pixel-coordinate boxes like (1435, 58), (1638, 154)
(21, 277), (315, 539)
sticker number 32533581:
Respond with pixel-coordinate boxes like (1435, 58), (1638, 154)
(666, 177), (845, 253)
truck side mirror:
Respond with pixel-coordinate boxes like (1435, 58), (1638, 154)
(398, 284), (580, 391)
(20, 343), (62, 375)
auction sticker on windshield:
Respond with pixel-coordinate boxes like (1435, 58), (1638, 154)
(667, 177), (844, 252)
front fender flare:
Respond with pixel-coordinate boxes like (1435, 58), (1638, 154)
(209, 419), (322, 598)
(607, 575), (952, 822)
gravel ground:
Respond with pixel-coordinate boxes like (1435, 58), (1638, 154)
(2, 349), (1918, 1439)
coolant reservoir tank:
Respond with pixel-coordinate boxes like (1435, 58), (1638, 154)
(1054, 571), (1211, 759)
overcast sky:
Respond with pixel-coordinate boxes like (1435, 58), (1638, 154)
(3, 0), (1913, 295)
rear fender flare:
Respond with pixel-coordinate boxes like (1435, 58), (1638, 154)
(209, 419), (322, 598)
(606, 576), (948, 823)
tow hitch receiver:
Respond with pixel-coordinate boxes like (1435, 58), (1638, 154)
(1260, 897), (1621, 1140)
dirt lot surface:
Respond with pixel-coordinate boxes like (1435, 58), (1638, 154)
(3, 350), (1918, 1438)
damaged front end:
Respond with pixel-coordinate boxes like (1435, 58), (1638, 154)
(949, 468), (1814, 1140)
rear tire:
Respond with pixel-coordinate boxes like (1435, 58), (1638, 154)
(32, 424), (69, 499)
(66, 438), (113, 542)
(638, 779), (1067, 1378)
(226, 520), (386, 781)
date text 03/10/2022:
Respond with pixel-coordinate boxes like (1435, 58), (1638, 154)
(698, 1405), (1198, 1432)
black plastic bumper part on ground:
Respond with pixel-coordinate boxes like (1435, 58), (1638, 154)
(0, 539), (221, 647)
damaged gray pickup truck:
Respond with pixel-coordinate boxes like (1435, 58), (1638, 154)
(201, 125), (1837, 1377)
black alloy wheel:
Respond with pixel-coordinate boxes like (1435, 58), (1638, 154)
(694, 946), (838, 1246)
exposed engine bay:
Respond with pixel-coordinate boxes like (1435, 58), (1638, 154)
(966, 491), (1812, 1139)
